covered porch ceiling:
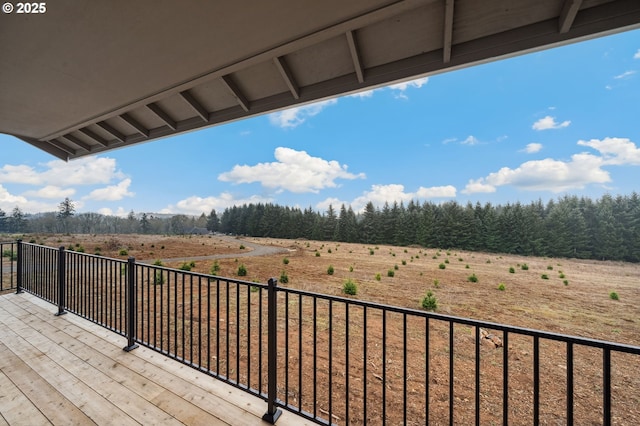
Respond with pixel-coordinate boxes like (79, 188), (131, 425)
(1, 0), (639, 160)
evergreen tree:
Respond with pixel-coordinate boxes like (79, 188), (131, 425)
(140, 213), (151, 234)
(57, 197), (75, 234)
(0, 208), (6, 233)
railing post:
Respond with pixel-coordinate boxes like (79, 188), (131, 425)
(15, 239), (23, 294)
(55, 246), (67, 316)
(262, 277), (282, 424)
(123, 257), (139, 352)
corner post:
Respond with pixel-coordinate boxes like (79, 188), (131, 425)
(55, 246), (67, 316)
(123, 257), (139, 352)
(15, 239), (23, 294)
(262, 278), (282, 424)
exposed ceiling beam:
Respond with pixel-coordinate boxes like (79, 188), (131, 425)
(559, 0), (584, 33)
(273, 56), (300, 99)
(61, 134), (93, 152)
(48, 139), (77, 156)
(146, 103), (177, 130)
(179, 91), (210, 122)
(443, 0), (455, 63)
(346, 31), (365, 83)
(18, 137), (68, 160)
(78, 128), (109, 147)
(119, 113), (149, 138)
(221, 75), (250, 112)
(95, 121), (126, 143)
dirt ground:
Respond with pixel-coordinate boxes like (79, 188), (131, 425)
(27, 233), (640, 424)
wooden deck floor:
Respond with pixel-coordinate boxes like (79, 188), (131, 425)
(0, 292), (311, 426)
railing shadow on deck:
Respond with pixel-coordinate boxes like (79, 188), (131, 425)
(5, 239), (640, 425)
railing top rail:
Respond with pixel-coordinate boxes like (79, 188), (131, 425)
(278, 285), (640, 354)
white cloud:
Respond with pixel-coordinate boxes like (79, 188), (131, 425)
(316, 197), (348, 212)
(348, 183), (456, 212)
(614, 70), (636, 79)
(97, 207), (128, 217)
(577, 137), (640, 165)
(523, 143), (543, 154)
(161, 193), (273, 215)
(532, 116), (571, 131)
(462, 153), (610, 194)
(461, 135), (480, 146)
(268, 99), (338, 128)
(85, 179), (134, 201)
(22, 185), (76, 199)
(219, 147), (365, 193)
(463, 137), (640, 194)
(348, 89), (375, 98)
(0, 156), (124, 186)
(0, 184), (59, 213)
(635, 49), (640, 59)
(389, 77), (429, 92)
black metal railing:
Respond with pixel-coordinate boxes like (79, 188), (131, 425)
(11, 240), (640, 425)
(0, 241), (17, 292)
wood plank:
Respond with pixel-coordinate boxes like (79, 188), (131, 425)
(0, 307), (181, 426)
(0, 342), (94, 426)
(0, 370), (51, 426)
(1, 293), (313, 425)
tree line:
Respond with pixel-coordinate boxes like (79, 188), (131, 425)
(1, 193), (638, 262)
(215, 193), (640, 262)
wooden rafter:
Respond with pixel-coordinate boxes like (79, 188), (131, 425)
(146, 103), (177, 130)
(346, 31), (365, 83)
(443, 0), (455, 63)
(559, 0), (583, 34)
(96, 121), (126, 143)
(221, 75), (250, 112)
(179, 91), (209, 122)
(119, 113), (149, 138)
(273, 56), (300, 99)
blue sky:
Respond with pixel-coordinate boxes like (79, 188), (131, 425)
(1, 29), (639, 217)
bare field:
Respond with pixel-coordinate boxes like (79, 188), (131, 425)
(28, 233), (640, 424)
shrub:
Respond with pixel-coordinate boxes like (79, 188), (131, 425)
(486, 259), (491, 264)
(609, 291), (619, 301)
(154, 271), (165, 285)
(179, 263), (191, 271)
(283, 257), (289, 265)
(468, 274), (478, 283)
(563, 280), (569, 286)
(2, 249), (17, 261)
(375, 273), (381, 281)
(250, 285), (260, 292)
(432, 256), (437, 259)
(349, 265), (354, 272)
(559, 273), (566, 279)
(76, 246), (85, 253)
(153, 259), (164, 266)
(327, 248), (332, 254)
(369, 249), (374, 255)
(541, 274), (549, 280)
(421, 291), (437, 311)
(119, 249), (128, 256)
(161, 245), (165, 249)
(315, 252), (321, 257)
(547, 265), (553, 270)
(498, 283), (506, 291)
(438, 263), (446, 270)
(189, 260), (196, 268)
(239, 244), (245, 250)
(458, 258), (463, 262)
(521, 264), (529, 270)
(210, 260), (220, 275)
(327, 265), (334, 275)
(279, 270), (289, 284)
(387, 269), (395, 277)
(465, 264), (470, 269)
(444, 259), (449, 264)
(394, 264), (399, 270)
(237, 264), (247, 276)
(402, 260), (407, 266)
(433, 279), (440, 288)
(343, 279), (357, 295)
(509, 267), (515, 273)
